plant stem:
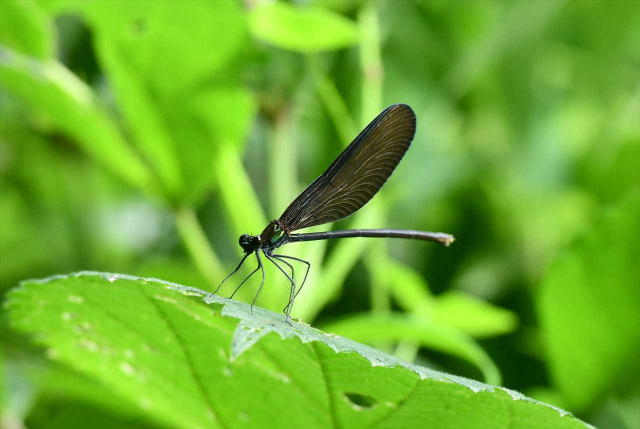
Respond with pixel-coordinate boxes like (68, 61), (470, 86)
(301, 3), (389, 321)
(174, 206), (224, 288)
(308, 55), (357, 143)
(215, 143), (267, 239)
(269, 107), (297, 220)
(358, 2), (391, 315)
(358, 2), (383, 122)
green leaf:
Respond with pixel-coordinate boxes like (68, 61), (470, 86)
(53, 1), (247, 98)
(173, 86), (256, 203)
(47, 1), (251, 202)
(0, 48), (156, 194)
(26, 398), (157, 429)
(318, 312), (502, 385)
(381, 259), (518, 338)
(432, 291), (519, 338)
(249, 2), (358, 53)
(0, 187), (51, 285)
(0, 0), (54, 59)
(382, 257), (435, 314)
(538, 193), (640, 411)
(92, 34), (184, 198)
(7, 272), (588, 429)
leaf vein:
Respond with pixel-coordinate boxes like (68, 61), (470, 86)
(311, 342), (339, 429)
(141, 286), (228, 429)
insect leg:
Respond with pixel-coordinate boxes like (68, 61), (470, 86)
(250, 251), (266, 313)
(273, 254), (311, 301)
(272, 255), (296, 313)
(214, 252), (251, 294)
(264, 253), (296, 324)
(229, 264), (260, 299)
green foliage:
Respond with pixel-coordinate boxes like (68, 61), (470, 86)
(539, 194), (640, 411)
(0, 48), (157, 193)
(249, 2), (358, 53)
(6, 273), (588, 429)
(0, 0), (53, 59)
(58, 0), (252, 202)
(378, 258), (518, 339)
(1, 0), (638, 427)
(319, 312), (502, 385)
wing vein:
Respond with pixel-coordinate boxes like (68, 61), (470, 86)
(278, 104), (416, 231)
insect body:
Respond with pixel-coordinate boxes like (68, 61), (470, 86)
(215, 104), (454, 322)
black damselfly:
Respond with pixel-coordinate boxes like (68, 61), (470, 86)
(216, 104), (454, 321)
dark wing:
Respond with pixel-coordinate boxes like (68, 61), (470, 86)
(278, 104), (416, 232)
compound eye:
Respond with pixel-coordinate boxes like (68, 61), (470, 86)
(239, 234), (250, 246)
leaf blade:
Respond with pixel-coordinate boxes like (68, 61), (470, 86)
(7, 272), (589, 429)
(538, 193), (640, 411)
(0, 48), (156, 194)
(249, 3), (358, 53)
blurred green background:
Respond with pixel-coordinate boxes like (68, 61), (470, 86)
(1, 0), (638, 428)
